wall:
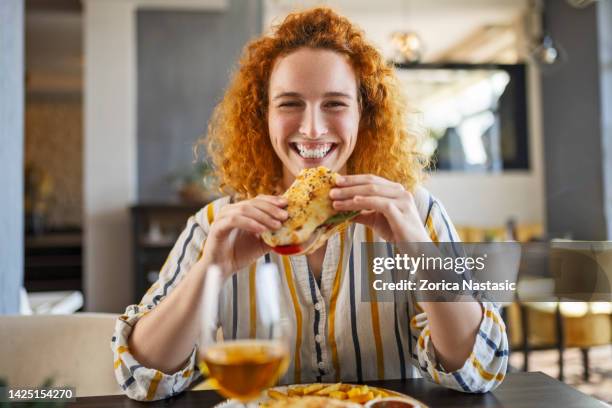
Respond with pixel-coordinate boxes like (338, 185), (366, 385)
(264, 0), (545, 228)
(0, 0), (24, 314)
(25, 95), (83, 228)
(598, 0), (612, 239)
(84, 0), (138, 312)
(541, 0), (607, 240)
(137, 1), (262, 201)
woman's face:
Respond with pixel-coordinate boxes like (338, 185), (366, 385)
(268, 48), (360, 188)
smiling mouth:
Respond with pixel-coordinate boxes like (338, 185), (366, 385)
(290, 142), (337, 159)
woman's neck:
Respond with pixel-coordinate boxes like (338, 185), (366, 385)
(306, 243), (327, 281)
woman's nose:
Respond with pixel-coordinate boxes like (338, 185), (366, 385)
(299, 107), (328, 138)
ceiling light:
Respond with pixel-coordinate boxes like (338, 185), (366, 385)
(391, 31), (424, 64)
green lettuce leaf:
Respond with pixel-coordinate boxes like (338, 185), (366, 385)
(322, 210), (360, 226)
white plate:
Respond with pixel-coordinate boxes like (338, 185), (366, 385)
(214, 383), (426, 407)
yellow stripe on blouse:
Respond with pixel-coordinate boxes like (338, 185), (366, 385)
(146, 370), (163, 401)
(426, 215), (439, 244)
(432, 366), (440, 384)
(282, 255), (302, 384)
(249, 263), (257, 338)
(328, 229), (345, 381)
(471, 354), (505, 382)
(207, 202), (215, 225)
(365, 227), (385, 380)
(195, 202), (215, 261)
(485, 308), (506, 332)
(196, 240), (206, 261)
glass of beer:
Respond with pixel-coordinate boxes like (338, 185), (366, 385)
(198, 264), (289, 407)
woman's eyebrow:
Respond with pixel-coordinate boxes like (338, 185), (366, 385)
(272, 91), (302, 100)
(323, 91), (353, 99)
(272, 91), (354, 100)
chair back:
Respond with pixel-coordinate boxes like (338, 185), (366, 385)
(0, 313), (121, 397)
(550, 242), (612, 301)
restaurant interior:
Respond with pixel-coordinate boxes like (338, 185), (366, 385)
(0, 0), (611, 406)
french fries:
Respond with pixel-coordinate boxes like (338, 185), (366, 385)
(315, 383), (341, 395)
(265, 383), (393, 405)
(268, 390), (288, 401)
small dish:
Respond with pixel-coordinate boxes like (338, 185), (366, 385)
(364, 397), (422, 408)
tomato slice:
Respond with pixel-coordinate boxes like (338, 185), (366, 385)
(272, 244), (303, 255)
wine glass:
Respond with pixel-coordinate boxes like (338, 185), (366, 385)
(198, 264), (290, 407)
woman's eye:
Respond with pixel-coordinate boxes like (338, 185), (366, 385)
(278, 101), (301, 108)
(325, 101), (347, 108)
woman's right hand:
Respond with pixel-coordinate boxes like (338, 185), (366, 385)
(200, 195), (288, 276)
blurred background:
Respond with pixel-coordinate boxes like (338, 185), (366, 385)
(0, 0), (610, 401)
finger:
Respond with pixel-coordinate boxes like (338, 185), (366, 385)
(332, 198), (362, 212)
(335, 174), (398, 187)
(330, 183), (404, 200)
(256, 195), (288, 207)
(350, 196), (406, 234)
(333, 196), (401, 218)
(357, 195), (401, 215)
(234, 204), (283, 230)
(250, 198), (289, 220)
(215, 214), (268, 235)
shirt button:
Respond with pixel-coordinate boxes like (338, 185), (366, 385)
(315, 334), (323, 343)
(318, 361), (325, 370)
(314, 302), (322, 311)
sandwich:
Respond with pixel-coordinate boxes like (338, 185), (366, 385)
(261, 166), (359, 256)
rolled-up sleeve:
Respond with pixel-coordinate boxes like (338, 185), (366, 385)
(412, 301), (508, 392)
(111, 204), (214, 401)
(111, 305), (200, 401)
(411, 193), (509, 392)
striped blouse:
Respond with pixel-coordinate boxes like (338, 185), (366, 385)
(111, 186), (509, 401)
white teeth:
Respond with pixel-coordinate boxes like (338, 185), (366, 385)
(295, 143), (333, 159)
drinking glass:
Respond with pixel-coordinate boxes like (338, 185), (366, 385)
(198, 264), (289, 407)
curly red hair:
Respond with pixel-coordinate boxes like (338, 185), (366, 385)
(202, 7), (426, 198)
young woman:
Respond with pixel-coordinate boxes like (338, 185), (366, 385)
(112, 8), (508, 401)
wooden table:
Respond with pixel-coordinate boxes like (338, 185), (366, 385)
(71, 372), (606, 407)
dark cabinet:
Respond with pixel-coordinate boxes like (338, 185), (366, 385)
(25, 232), (83, 294)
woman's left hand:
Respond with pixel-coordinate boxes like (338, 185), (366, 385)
(330, 174), (431, 243)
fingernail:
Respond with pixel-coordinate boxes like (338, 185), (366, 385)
(336, 176), (345, 183)
(329, 188), (338, 197)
